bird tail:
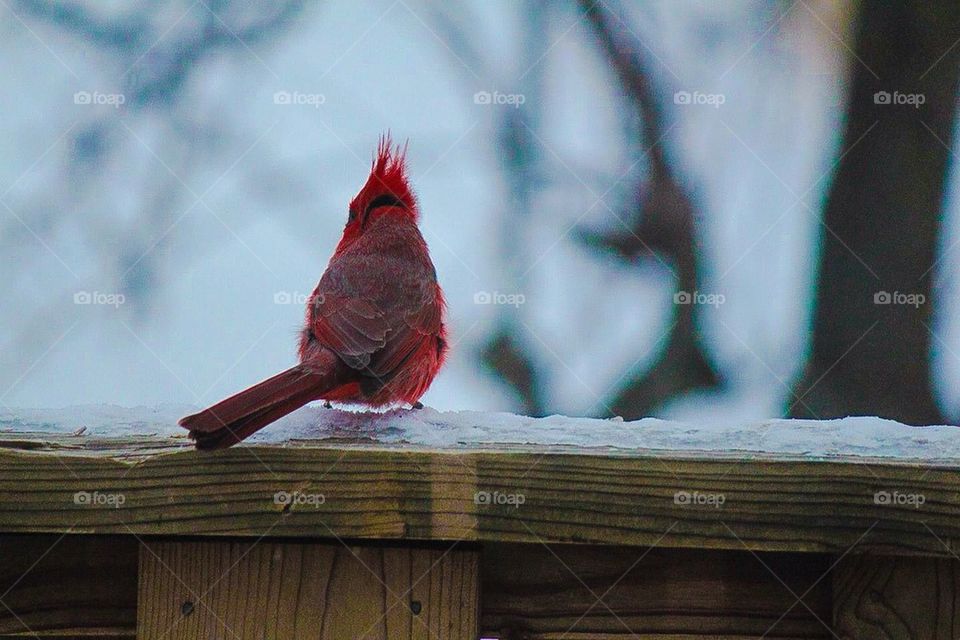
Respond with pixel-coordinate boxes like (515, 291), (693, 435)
(179, 352), (348, 450)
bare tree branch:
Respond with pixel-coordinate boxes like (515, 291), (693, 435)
(578, 0), (721, 417)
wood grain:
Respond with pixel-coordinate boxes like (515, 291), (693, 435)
(0, 534), (137, 637)
(0, 444), (957, 556)
(834, 554), (960, 638)
(481, 543), (832, 639)
(137, 540), (479, 639)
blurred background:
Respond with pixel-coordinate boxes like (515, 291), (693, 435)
(2, 0), (959, 426)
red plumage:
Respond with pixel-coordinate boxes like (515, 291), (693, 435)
(179, 136), (448, 450)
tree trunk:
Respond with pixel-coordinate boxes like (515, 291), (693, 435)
(791, 2), (960, 424)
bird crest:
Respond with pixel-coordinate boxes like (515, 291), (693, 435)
(350, 133), (417, 219)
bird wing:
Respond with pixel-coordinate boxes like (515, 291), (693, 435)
(310, 247), (441, 381)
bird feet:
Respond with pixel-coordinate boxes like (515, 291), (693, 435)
(411, 401), (423, 410)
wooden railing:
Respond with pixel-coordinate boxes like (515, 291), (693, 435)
(0, 408), (958, 638)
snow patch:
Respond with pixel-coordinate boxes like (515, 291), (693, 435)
(2, 404), (958, 463)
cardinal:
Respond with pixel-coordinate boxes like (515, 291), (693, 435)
(179, 136), (447, 449)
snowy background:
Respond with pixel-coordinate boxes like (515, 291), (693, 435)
(3, 0), (960, 424)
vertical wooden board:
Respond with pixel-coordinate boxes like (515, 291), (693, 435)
(384, 547), (414, 637)
(323, 546), (388, 638)
(138, 540), (479, 640)
(408, 547), (480, 640)
(833, 554), (960, 639)
(297, 544), (337, 638)
(0, 534), (137, 637)
(455, 550), (480, 637)
(411, 548), (433, 640)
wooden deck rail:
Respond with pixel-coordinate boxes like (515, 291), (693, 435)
(1, 406), (958, 638)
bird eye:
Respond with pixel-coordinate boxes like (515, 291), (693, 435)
(364, 194), (404, 215)
(348, 208), (357, 223)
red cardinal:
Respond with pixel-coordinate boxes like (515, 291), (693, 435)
(180, 136), (447, 449)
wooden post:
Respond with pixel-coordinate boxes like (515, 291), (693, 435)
(137, 540), (480, 639)
(834, 554), (960, 639)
